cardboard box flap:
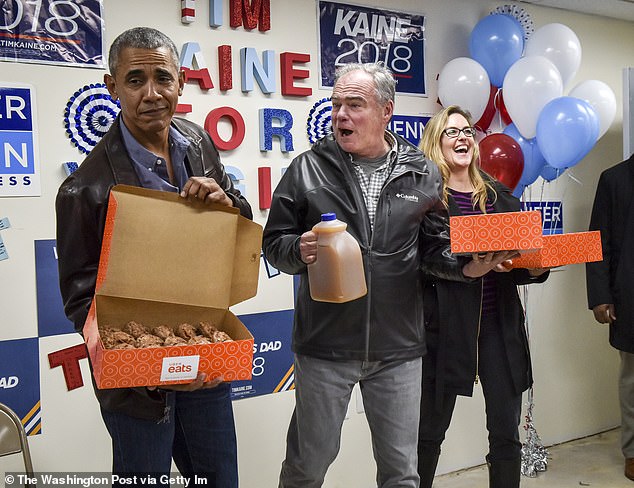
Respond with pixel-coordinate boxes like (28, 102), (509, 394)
(97, 185), (261, 308)
(230, 215), (263, 305)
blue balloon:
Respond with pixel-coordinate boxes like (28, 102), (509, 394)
(469, 14), (524, 88)
(540, 163), (566, 182)
(536, 96), (600, 169)
(503, 123), (545, 187)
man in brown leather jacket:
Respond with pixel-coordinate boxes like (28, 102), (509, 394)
(55, 27), (250, 487)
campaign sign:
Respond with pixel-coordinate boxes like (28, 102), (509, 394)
(388, 114), (430, 147)
(35, 240), (75, 337)
(0, 337), (41, 435)
(231, 309), (294, 400)
(0, 84), (40, 196)
(521, 201), (563, 235)
(318, 1), (426, 96)
(0, 0), (104, 68)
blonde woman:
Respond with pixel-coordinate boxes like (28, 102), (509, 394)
(417, 106), (548, 488)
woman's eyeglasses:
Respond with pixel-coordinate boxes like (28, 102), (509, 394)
(443, 127), (476, 138)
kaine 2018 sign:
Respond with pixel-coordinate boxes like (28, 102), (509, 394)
(0, 84), (40, 197)
(0, 0), (104, 68)
(318, 1), (426, 96)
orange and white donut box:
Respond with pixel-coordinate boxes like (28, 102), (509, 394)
(83, 185), (262, 389)
(449, 210), (543, 254)
(508, 231), (603, 268)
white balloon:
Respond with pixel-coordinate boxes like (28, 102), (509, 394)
(569, 80), (617, 138)
(437, 57), (490, 122)
(502, 55), (563, 139)
(525, 23), (582, 88)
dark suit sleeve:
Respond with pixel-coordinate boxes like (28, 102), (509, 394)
(586, 172), (613, 308)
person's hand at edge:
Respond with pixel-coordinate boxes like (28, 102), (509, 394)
(593, 304), (616, 324)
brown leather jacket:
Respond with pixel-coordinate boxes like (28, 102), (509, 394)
(55, 115), (251, 420)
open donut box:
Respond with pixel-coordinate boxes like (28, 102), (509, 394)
(83, 185), (262, 389)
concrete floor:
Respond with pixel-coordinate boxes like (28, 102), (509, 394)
(432, 428), (632, 487)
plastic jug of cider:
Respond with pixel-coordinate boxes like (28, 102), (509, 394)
(308, 213), (367, 303)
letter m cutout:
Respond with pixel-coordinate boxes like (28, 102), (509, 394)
(230, 0), (271, 31)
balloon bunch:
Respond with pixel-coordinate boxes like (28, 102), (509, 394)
(437, 9), (616, 196)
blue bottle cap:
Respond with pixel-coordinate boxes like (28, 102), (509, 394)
(321, 213), (336, 221)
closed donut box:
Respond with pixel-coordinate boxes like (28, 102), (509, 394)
(83, 185), (262, 389)
(450, 210), (543, 254)
(508, 231), (603, 268)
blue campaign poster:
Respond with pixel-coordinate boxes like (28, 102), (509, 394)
(0, 0), (104, 68)
(388, 114), (430, 147)
(521, 201), (563, 235)
(231, 310), (295, 400)
(35, 239), (75, 337)
(318, 1), (426, 95)
(0, 338), (41, 435)
(0, 84), (40, 196)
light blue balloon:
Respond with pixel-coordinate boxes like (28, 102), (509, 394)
(469, 14), (524, 88)
(536, 96), (600, 169)
(540, 163), (565, 182)
(503, 123), (545, 187)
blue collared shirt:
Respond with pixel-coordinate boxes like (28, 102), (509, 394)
(120, 120), (191, 192)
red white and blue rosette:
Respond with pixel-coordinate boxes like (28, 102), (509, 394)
(491, 4), (534, 42)
(306, 97), (332, 145)
(64, 83), (120, 154)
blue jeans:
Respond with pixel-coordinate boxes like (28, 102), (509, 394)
(279, 354), (422, 488)
(101, 383), (238, 487)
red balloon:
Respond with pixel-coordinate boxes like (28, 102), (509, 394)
(495, 90), (513, 126)
(475, 84), (497, 132)
(478, 133), (524, 190)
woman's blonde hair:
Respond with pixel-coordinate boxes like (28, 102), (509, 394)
(419, 105), (495, 213)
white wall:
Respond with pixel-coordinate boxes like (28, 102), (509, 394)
(1, 1), (633, 486)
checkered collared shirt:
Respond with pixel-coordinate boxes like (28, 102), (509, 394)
(350, 132), (397, 229)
